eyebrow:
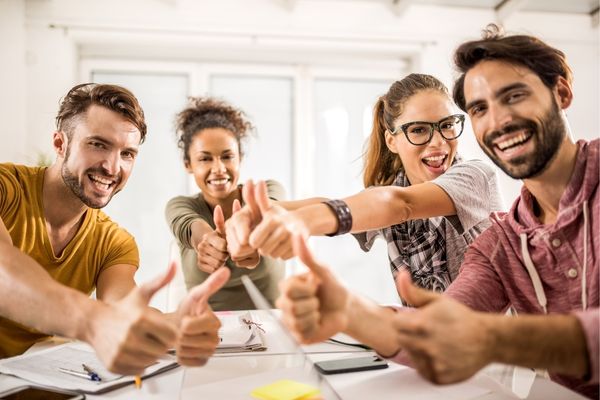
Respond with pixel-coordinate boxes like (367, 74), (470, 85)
(87, 135), (139, 155)
(465, 82), (529, 111)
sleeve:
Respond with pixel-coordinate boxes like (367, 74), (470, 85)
(101, 226), (140, 271)
(165, 195), (210, 249)
(444, 238), (510, 313)
(573, 308), (599, 384)
(431, 160), (497, 234)
(265, 180), (286, 201)
(0, 164), (21, 221)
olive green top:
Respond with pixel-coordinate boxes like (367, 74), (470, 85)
(165, 180), (286, 311)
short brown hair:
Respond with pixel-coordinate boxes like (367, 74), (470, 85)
(175, 97), (253, 163)
(363, 73), (449, 187)
(55, 83), (147, 143)
(452, 24), (573, 111)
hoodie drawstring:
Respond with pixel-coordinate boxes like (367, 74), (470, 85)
(581, 200), (589, 311)
(520, 233), (548, 314)
(519, 200), (590, 314)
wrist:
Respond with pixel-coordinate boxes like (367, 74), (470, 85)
(75, 296), (108, 345)
(322, 200), (352, 237)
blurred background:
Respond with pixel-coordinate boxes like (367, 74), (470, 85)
(1, 0), (598, 309)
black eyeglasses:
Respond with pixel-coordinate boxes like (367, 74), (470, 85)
(390, 114), (465, 146)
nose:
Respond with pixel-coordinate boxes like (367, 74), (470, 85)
(429, 129), (447, 147)
(487, 103), (513, 133)
(101, 151), (120, 176)
(211, 157), (226, 173)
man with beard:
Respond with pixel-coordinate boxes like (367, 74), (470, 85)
(275, 25), (598, 398)
(0, 83), (230, 374)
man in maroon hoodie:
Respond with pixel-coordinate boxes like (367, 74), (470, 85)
(275, 25), (598, 398)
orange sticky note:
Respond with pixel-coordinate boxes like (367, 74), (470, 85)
(251, 379), (320, 400)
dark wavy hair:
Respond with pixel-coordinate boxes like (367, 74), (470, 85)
(56, 83), (147, 143)
(453, 24), (573, 111)
(175, 97), (254, 163)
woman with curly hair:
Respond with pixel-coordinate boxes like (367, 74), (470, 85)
(165, 97), (285, 310)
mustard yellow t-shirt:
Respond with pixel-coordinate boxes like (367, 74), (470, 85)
(0, 163), (139, 357)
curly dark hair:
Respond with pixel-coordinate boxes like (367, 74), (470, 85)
(56, 83), (147, 143)
(452, 24), (573, 111)
(175, 97), (254, 163)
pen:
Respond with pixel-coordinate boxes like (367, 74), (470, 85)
(58, 367), (101, 382)
(81, 363), (102, 382)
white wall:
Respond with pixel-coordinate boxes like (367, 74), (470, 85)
(3, 0), (597, 191)
(0, 0), (27, 164)
(0, 0), (597, 302)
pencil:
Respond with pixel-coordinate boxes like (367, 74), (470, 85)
(134, 375), (142, 389)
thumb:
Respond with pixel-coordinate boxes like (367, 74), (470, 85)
(242, 180), (260, 220)
(181, 267), (231, 316)
(138, 261), (177, 304)
(396, 270), (439, 307)
(213, 205), (225, 235)
(292, 234), (328, 280)
(254, 180), (271, 214)
(232, 198), (242, 214)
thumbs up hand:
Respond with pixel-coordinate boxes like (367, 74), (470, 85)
(194, 205), (229, 274)
(224, 182), (262, 269)
(175, 266), (230, 366)
(276, 235), (350, 343)
(249, 181), (309, 260)
(89, 263), (180, 375)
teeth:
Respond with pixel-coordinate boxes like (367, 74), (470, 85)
(423, 155), (446, 162)
(210, 178), (229, 185)
(90, 175), (113, 188)
(497, 132), (529, 150)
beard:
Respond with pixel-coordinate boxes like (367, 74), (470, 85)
(61, 146), (121, 209)
(480, 99), (566, 180)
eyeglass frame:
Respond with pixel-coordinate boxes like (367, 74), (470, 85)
(389, 114), (466, 146)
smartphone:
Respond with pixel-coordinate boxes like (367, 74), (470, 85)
(0, 386), (85, 400)
(314, 355), (389, 375)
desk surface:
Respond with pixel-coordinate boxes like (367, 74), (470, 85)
(0, 310), (587, 400)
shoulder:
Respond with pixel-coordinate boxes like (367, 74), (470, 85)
(166, 193), (206, 211)
(92, 210), (137, 250)
(469, 211), (509, 253)
(265, 179), (286, 201)
(0, 163), (40, 185)
(447, 159), (496, 179)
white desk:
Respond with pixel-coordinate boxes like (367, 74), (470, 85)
(0, 311), (587, 400)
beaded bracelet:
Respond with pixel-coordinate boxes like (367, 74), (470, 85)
(323, 199), (353, 237)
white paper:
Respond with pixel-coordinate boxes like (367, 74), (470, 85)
(0, 342), (177, 393)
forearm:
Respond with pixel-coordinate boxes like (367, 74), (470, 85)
(292, 187), (412, 236)
(0, 242), (98, 342)
(485, 313), (590, 377)
(343, 294), (400, 357)
(277, 197), (328, 211)
(190, 219), (217, 248)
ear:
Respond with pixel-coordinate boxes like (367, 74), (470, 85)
(184, 159), (192, 173)
(384, 130), (399, 155)
(553, 76), (573, 110)
(52, 131), (67, 158)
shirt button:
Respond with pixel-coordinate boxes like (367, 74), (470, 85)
(567, 268), (578, 278)
(552, 238), (562, 248)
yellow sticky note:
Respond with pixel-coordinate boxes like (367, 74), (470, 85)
(251, 379), (321, 400)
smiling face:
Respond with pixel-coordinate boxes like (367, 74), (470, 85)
(186, 127), (241, 205)
(463, 60), (568, 179)
(385, 90), (459, 185)
(59, 105), (140, 209)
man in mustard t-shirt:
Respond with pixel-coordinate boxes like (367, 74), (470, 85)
(0, 83), (230, 374)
